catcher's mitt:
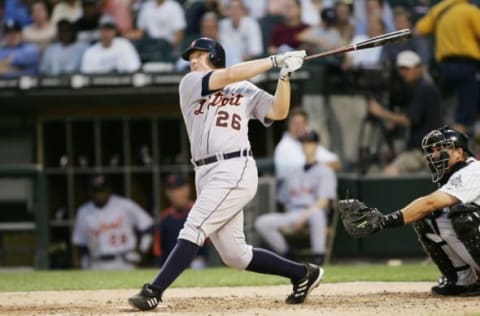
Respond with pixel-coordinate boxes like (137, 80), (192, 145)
(338, 199), (384, 238)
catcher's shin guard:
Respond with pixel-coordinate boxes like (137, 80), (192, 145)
(412, 219), (458, 283)
(450, 204), (480, 264)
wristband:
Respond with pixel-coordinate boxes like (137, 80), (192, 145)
(270, 55), (278, 68)
(382, 210), (404, 228)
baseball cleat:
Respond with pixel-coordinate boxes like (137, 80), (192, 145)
(128, 283), (163, 310)
(431, 281), (480, 297)
(286, 263), (324, 304)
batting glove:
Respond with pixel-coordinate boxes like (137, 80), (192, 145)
(279, 56), (304, 80)
(270, 50), (306, 68)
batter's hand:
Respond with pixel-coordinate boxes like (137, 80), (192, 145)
(279, 56), (304, 80)
(270, 50), (306, 68)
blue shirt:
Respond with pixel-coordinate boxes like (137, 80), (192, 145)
(40, 42), (89, 75)
(4, 0), (32, 27)
(0, 42), (40, 77)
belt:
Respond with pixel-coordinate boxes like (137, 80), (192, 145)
(193, 149), (252, 167)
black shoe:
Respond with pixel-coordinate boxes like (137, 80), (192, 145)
(432, 280), (480, 297)
(286, 263), (324, 304)
(128, 283), (162, 310)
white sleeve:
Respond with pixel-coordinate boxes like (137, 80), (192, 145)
(117, 39), (141, 73)
(249, 83), (274, 126)
(72, 208), (88, 246)
(246, 18), (263, 56)
(316, 146), (339, 164)
(171, 2), (186, 31)
(80, 48), (95, 73)
(274, 137), (290, 180)
(179, 71), (209, 105)
(439, 167), (480, 204)
(126, 200), (153, 232)
(317, 166), (337, 200)
(136, 4), (147, 29)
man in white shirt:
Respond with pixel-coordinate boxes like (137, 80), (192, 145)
(219, 0), (263, 66)
(274, 107), (341, 182)
(134, 0), (186, 48)
(81, 15), (140, 74)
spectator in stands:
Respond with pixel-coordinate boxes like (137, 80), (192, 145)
(334, 0), (354, 45)
(75, 0), (101, 43)
(219, 0), (263, 66)
(220, 0), (268, 19)
(100, 0), (132, 36)
(415, 0), (480, 135)
(4, 0), (32, 27)
(72, 174), (154, 270)
(81, 15), (141, 74)
(298, 7), (343, 54)
(353, 0), (394, 36)
(344, 15), (385, 70)
(153, 174), (208, 269)
(268, 0), (310, 54)
(40, 19), (88, 75)
(127, 0), (186, 49)
(301, 0), (331, 27)
(51, 0), (82, 24)
(185, 0), (221, 36)
(256, 130), (337, 266)
(0, 20), (40, 77)
(367, 50), (443, 175)
(274, 108), (341, 184)
(0, 0), (4, 43)
(23, 0), (56, 50)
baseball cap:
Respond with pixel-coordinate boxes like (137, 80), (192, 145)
(396, 50), (421, 68)
(165, 174), (187, 189)
(99, 15), (116, 29)
(298, 130), (320, 143)
(3, 20), (22, 33)
(89, 174), (111, 192)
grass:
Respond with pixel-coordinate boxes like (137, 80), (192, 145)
(0, 263), (440, 292)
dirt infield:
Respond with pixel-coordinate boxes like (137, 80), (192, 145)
(1, 282), (479, 316)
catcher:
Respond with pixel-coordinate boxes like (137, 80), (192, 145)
(339, 126), (480, 296)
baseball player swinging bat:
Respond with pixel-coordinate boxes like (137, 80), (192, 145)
(304, 29), (412, 62)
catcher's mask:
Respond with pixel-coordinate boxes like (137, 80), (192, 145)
(181, 37), (226, 68)
(421, 126), (473, 183)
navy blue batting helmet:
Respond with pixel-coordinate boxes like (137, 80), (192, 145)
(181, 37), (226, 68)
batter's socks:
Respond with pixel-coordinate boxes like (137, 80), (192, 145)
(246, 248), (306, 282)
(151, 239), (200, 293)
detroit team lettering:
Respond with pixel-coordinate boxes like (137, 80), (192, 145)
(194, 91), (244, 114)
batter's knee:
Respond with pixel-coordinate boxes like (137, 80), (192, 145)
(218, 244), (253, 270)
(178, 221), (207, 246)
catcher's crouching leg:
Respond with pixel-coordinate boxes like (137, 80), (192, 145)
(450, 204), (480, 266)
(412, 219), (458, 283)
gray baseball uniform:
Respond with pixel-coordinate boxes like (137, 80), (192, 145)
(256, 162), (337, 255)
(427, 157), (480, 285)
(177, 70), (273, 269)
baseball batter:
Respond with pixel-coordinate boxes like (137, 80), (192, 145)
(339, 126), (480, 296)
(256, 130), (337, 266)
(72, 174), (153, 270)
(129, 37), (324, 311)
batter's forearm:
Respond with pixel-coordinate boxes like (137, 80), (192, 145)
(269, 78), (291, 120)
(209, 58), (273, 90)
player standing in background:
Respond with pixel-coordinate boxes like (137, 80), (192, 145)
(339, 126), (480, 296)
(72, 174), (154, 270)
(256, 130), (337, 266)
(129, 37), (324, 311)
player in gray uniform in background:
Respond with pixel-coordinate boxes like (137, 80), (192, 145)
(339, 126), (480, 296)
(129, 37), (324, 310)
(256, 130), (337, 266)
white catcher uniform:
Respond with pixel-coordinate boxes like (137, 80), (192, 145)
(177, 70), (274, 269)
(428, 157), (480, 285)
(72, 195), (153, 270)
(256, 163), (337, 255)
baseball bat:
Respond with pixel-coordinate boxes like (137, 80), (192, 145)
(304, 29), (412, 62)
